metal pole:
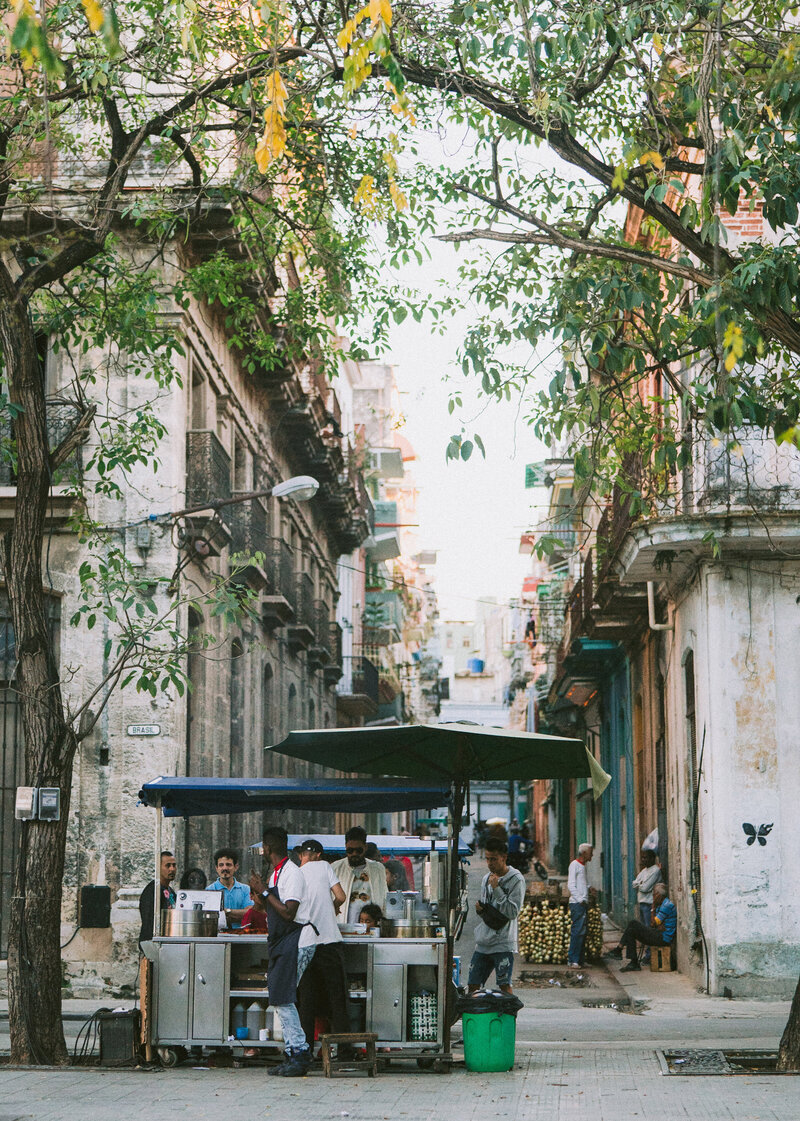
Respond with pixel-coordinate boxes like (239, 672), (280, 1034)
(443, 779), (465, 1056)
(153, 800), (162, 939)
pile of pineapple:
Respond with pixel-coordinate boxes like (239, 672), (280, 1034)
(518, 899), (603, 963)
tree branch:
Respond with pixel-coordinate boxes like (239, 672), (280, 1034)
(438, 226), (713, 287)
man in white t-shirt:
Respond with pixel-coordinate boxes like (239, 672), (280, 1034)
(250, 826), (316, 1077)
(331, 825), (387, 924)
(296, 840), (351, 1053)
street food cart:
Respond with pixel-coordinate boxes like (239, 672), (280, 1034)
(138, 777), (461, 1068)
(265, 722), (610, 1058)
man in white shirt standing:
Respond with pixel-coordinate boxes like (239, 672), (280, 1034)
(250, 825), (316, 1077)
(331, 826), (387, 924)
(567, 843), (594, 968)
(295, 840), (351, 1054)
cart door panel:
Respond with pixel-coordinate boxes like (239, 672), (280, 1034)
(370, 964), (404, 1040)
(156, 942), (191, 1041)
(192, 942), (229, 1042)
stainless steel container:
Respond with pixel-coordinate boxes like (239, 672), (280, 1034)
(161, 909), (219, 937)
(387, 919), (439, 938)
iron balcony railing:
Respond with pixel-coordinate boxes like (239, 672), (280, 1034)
(186, 429), (231, 510)
(228, 495), (268, 559)
(313, 600), (332, 649)
(293, 572), (316, 633)
(0, 406), (84, 487)
(329, 622), (343, 667)
(265, 537), (294, 603)
(338, 654), (379, 703)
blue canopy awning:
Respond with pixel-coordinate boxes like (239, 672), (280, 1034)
(138, 777), (451, 819)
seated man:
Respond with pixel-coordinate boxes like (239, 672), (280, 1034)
(610, 883), (676, 971)
(208, 847), (251, 929)
(331, 826), (387, 924)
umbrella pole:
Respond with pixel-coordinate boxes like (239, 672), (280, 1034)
(443, 779), (465, 1056)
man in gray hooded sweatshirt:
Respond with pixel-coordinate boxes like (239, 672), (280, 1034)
(467, 837), (526, 995)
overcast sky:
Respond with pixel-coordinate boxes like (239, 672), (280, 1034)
(373, 123), (574, 621)
(384, 247), (551, 622)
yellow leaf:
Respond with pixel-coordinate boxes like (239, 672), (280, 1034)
(611, 164), (627, 190)
(653, 31), (663, 55)
(639, 150), (664, 170)
(81, 0), (104, 33)
(348, 124), (358, 139)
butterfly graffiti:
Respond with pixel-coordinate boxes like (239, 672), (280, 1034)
(742, 823), (773, 846)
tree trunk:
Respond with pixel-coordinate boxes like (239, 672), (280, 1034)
(777, 974), (800, 1072)
(0, 294), (75, 1065)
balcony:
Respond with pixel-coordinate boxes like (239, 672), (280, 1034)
(261, 537), (295, 629)
(0, 406), (85, 523)
(336, 654), (379, 718)
(288, 571), (315, 652)
(184, 429), (232, 556)
(323, 623), (343, 687)
(228, 496), (268, 590)
(308, 600), (333, 670)
(616, 431), (800, 583)
(362, 589), (403, 646)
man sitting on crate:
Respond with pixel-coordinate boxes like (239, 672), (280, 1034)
(609, 883), (676, 971)
(467, 838), (526, 995)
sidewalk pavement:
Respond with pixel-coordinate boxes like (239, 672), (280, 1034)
(1, 866), (795, 1117)
(1, 957), (796, 1121)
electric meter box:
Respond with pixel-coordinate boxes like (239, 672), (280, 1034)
(38, 787), (61, 821)
(15, 787), (38, 820)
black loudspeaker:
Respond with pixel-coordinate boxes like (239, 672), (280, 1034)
(98, 1010), (141, 1067)
(79, 884), (111, 928)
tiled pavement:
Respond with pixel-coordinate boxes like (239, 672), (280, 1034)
(0, 1046), (797, 1121)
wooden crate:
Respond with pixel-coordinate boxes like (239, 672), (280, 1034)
(650, 945), (674, 972)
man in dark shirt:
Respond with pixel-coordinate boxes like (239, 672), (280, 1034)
(139, 851), (177, 944)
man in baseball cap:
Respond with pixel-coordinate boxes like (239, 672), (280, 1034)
(296, 840), (350, 1055)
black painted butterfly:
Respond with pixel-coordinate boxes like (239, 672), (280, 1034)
(742, 823), (773, 846)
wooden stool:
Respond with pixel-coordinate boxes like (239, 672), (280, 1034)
(650, 945), (674, 972)
(320, 1032), (378, 1078)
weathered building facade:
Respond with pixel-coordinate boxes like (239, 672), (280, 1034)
(0, 233), (373, 993)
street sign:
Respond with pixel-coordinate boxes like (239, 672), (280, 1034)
(127, 724), (161, 736)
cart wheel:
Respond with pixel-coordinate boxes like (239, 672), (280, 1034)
(158, 1047), (180, 1068)
(377, 1058), (390, 1073)
(432, 1058), (451, 1074)
(416, 1057), (436, 1070)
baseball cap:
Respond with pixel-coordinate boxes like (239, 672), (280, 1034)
(299, 839), (324, 854)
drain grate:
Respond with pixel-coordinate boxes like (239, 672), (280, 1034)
(659, 1049), (786, 1075)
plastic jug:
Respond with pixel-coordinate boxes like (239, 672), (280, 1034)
(231, 1001), (247, 1034)
(246, 1001), (265, 1037)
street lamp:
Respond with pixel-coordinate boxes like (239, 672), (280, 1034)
(271, 475), (319, 502)
(170, 474), (320, 520)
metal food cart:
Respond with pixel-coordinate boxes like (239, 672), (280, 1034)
(138, 777), (463, 1068)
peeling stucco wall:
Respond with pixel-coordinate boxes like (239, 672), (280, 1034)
(664, 559), (800, 997)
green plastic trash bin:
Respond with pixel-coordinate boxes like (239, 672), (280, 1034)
(462, 1009), (516, 1071)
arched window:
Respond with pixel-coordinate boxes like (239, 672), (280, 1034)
(262, 664), (274, 759)
(287, 683), (297, 733)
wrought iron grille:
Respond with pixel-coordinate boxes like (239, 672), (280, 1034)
(265, 537), (294, 602)
(228, 496), (268, 558)
(186, 429), (231, 509)
(293, 572), (315, 632)
(0, 406), (84, 487)
(339, 654), (379, 703)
